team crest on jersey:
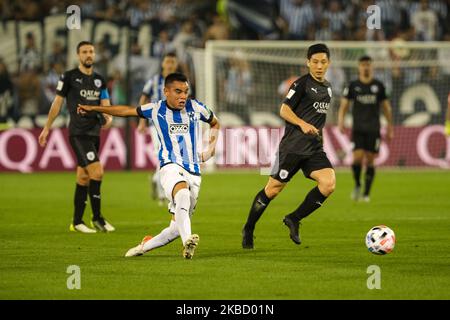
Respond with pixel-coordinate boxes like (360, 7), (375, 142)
(327, 87), (332, 98)
(86, 152), (95, 161)
(371, 85), (378, 93)
(94, 79), (102, 88)
(187, 111), (200, 122)
(169, 123), (189, 134)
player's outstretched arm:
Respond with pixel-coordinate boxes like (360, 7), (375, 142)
(280, 103), (319, 136)
(100, 99), (113, 129)
(137, 94), (149, 133)
(338, 98), (350, 133)
(78, 104), (138, 117)
(39, 95), (64, 147)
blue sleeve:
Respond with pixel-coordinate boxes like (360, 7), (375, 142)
(100, 89), (110, 100)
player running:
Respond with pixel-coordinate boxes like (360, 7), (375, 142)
(137, 52), (179, 206)
(78, 73), (220, 259)
(242, 43), (336, 249)
(338, 55), (394, 202)
(38, 41), (115, 233)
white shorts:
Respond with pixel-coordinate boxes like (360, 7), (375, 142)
(159, 163), (202, 216)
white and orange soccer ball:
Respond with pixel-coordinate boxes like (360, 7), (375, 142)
(365, 225), (396, 255)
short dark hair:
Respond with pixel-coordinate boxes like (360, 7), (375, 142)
(165, 72), (188, 87)
(163, 52), (177, 59)
(77, 41), (94, 53)
(359, 55), (372, 62)
(307, 43), (330, 59)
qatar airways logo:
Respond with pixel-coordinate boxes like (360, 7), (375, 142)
(357, 95), (377, 104)
(313, 102), (330, 114)
(80, 89), (100, 101)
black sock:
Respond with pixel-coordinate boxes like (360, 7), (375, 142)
(364, 166), (375, 196)
(287, 186), (327, 222)
(73, 184), (88, 225)
(352, 164), (362, 187)
(89, 179), (102, 221)
(244, 188), (272, 231)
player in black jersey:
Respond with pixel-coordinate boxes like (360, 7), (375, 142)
(242, 44), (336, 249)
(38, 41), (115, 233)
(338, 55), (394, 202)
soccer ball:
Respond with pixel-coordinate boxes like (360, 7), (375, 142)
(365, 225), (396, 255)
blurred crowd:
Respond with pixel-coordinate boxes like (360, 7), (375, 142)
(0, 0), (449, 127)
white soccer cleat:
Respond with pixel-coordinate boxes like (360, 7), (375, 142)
(183, 234), (199, 259)
(70, 223), (97, 233)
(351, 186), (361, 201)
(362, 196), (370, 203)
(125, 235), (153, 257)
(103, 220), (115, 232)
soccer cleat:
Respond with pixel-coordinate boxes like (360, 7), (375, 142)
(351, 186), (361, 201)
(70, 223), (97, 233)
(242, 227), (254, 249)
(91, 218), (115, 232)
(362, 195), (370, 203)
(283, 216), (301, 245)
(125, 235), (153, 257)
(183, 234), (199, 259)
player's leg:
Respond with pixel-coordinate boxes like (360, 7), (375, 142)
(68, 136), (96, 233)
(283, 153), (335, 244)
(351, 131), (365, 201)
(242, 152), (299, 249)
(362, 151), (377, 201)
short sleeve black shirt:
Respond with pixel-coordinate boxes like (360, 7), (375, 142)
(56, 68), (109, 136)
(279, 73), (332, 155)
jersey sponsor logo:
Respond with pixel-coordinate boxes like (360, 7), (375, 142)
(327, 87), (332, 98)
(169, 123), (189, 134)
(313, 102), (330, 113)
(94, 79), (102, 88)
(80, 89), (101, 101)
(86, 151), (95, 161)
(286, 89), (296, 99)
(356, 94), (377, 104)
(279, 169), (289, 180)
(56, 80), (64, 91)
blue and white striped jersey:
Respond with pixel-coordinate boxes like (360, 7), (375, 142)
(136, 99), (214, 175)
(142, 74), (165, 102)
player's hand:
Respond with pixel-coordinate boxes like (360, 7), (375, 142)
(101, 114), (113, 129)
(386, 125), (394, 142)
(137, 122), (147, 134)
(77, 104), (92, 115)
(200, 147), (215, 163)
(38, 127), (49, 147)
(299, 122), (319, 136)
(445, 120), (450, 136)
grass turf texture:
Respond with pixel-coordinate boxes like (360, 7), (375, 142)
(0, 170), (449, 300)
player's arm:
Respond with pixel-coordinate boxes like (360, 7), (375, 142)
(78, 104), (138, 117)
(201, 115), (220, 162)
(137, 94), (150, 133)
(381, 99), (394, 141)
(280, 103), (319, 135)
(338, 97), (351, 133)
(100, 98), (113, 129)
(38, 95), (64, 147)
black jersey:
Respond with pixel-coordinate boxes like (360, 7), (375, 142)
(343, 79), (387, 133)
(278, 73), (332, 155)
(56, 68), (110, 136)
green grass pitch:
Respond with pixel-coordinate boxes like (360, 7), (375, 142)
(0, 170), (449, 299)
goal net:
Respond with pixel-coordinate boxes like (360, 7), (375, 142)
(194, 41), (450, 169)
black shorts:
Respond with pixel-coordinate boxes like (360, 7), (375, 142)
(352, 131), (380, 153)
(270, 151), (333, 183)
(69, 135), (100, 167)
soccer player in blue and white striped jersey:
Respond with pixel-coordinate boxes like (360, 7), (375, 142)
(78, 73), (220, 259)
(137, 52), (179, 205)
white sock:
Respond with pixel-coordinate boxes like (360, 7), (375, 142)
(174, 188), (191, 244)
(142, 220), (179, 252)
